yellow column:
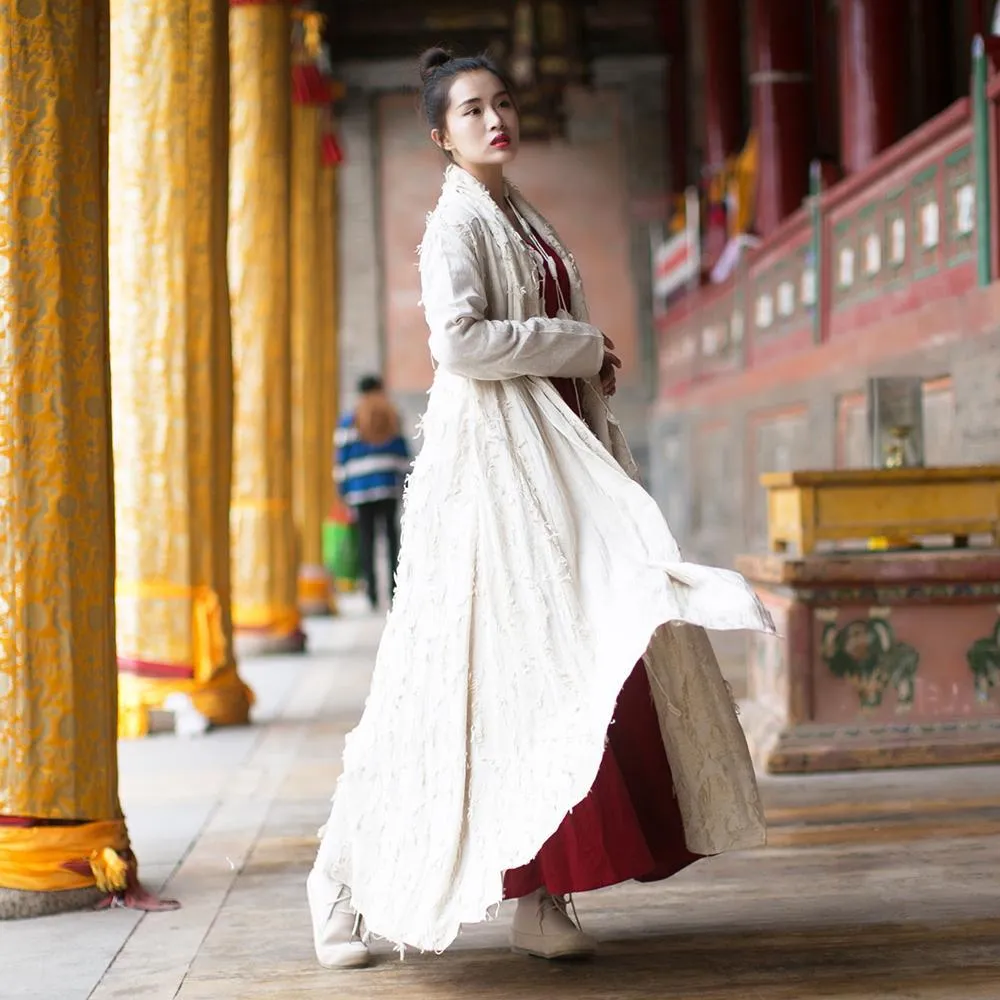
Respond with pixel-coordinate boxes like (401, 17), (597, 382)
(0, 0), (130, 915)
(291, 92), (332, 616)
(228, 0), (304, 653)
(109, 0), (254, 738)
(318, 134), (342, 541)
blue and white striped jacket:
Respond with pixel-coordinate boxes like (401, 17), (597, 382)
(334, 414), (411, 506)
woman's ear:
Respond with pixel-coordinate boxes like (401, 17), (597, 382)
(431, 128), (450, 153)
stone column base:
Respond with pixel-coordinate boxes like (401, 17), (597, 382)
(118, 667), (253, 739)
(298, 564), (336, 618)
(299, 598), (333, 618)
(234, 629), (307, 658)
(0, 886), (102, 920)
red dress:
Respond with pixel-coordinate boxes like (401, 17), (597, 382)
(501, 226), (701, 900)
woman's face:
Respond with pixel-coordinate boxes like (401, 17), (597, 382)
(433, 69), (520, 171)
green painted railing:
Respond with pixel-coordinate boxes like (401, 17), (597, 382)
(973, 34), (992, 288)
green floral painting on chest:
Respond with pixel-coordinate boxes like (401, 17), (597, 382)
(821, 618), (919, 711)
(966, 620), (1000, 704)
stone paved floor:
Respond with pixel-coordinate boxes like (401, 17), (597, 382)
(3, 597), (999, 999)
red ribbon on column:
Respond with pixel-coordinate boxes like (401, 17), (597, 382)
(292, 65), (331, 105)
(321, 131), (343, 166)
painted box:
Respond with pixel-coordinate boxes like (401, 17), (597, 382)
(736, 550), (1000, 772)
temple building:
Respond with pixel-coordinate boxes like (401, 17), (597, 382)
(330, 0), (1000, 771)
(2, 0), (1000, 965)
(326, 0), (1000, 561)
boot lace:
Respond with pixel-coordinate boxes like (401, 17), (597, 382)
(541, 891), (584, 932)
(330, 886), (365, 943)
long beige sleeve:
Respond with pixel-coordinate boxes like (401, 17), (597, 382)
(419, 222), (605, 381)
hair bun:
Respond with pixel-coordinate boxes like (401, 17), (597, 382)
(418, 47), (452, 84)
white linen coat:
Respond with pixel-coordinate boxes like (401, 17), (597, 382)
(315, 164), (775, 954)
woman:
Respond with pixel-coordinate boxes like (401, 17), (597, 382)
(335, 375), (410, 609)
(307, 47), (774, 969)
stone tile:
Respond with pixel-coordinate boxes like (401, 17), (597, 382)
(176, 920), (1000, 1000)
(0, 631), (327, 1000)
(0, 909), (144, 1000)
(6, 607), (1000, 1000)
(88, 650), (357, 1000)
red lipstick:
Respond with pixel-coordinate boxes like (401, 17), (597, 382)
(491, 133), (511, 148)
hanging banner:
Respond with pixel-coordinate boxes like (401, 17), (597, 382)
(652, 186), (700, 300)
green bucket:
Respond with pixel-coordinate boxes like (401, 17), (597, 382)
(323, 517), (359, 591)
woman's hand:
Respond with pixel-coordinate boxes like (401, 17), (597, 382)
(600, 334), (622, 396)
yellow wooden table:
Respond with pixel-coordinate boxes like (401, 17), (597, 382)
(761, 466), (1000, 554)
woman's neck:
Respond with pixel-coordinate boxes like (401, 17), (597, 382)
(455, 161), (505, 204)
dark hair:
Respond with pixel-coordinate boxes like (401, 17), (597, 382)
(357, 374), (384, 394)
(417, 46), (517, 138)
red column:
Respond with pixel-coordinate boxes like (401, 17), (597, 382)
(702, 0), (744, 261)
(661, 0), (689, 194)
(702, 0), (744, 172)
(750, 0), (811, 237)
(969, 0), (989, 40)
(917, 0), (951, 122)
(811, 0), (839, 160)
(837, 0), (907, 175)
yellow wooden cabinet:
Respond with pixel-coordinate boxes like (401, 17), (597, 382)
(761, 467), (1000, 554)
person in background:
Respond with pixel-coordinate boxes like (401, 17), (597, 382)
(334, 375), (410, 610)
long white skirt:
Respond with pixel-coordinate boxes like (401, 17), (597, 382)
(314, 374), (774, 953)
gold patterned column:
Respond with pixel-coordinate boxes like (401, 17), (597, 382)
(0, 0), (129, 914)
(109, 0), (254, 738)
(319, 128), (342, 542)
(290, 17), (334, 617)
(229, 0), (304, 653)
